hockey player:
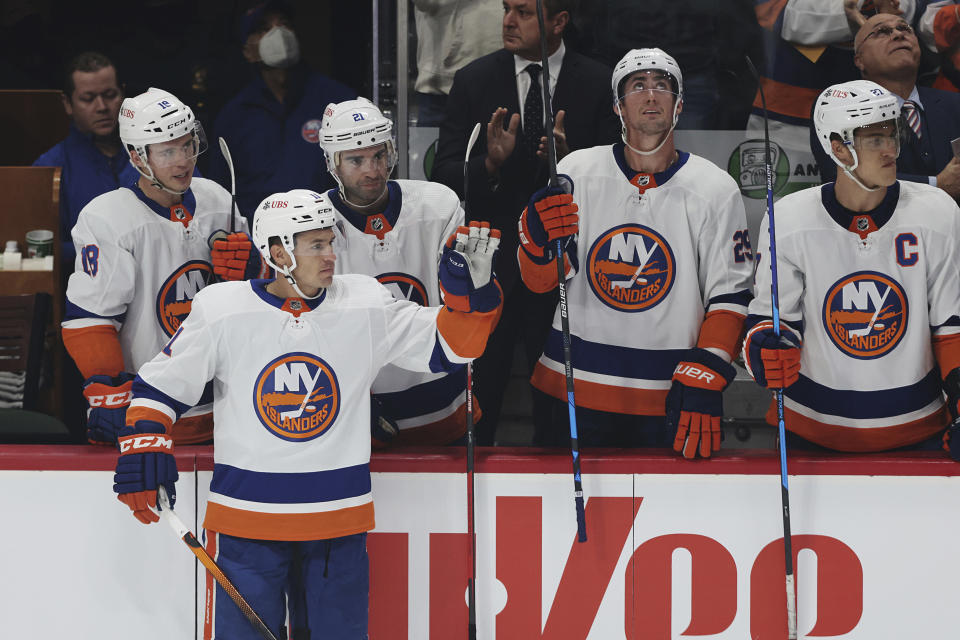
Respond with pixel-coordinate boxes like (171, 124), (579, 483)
(319, 97), (476, 445)
(744, 79), (960, 453)
(111, 190), (501, 639)
(518, 48), (753, 455)
(62, 87), (248, 446)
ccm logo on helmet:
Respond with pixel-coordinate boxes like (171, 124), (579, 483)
(118, 434), (173, 453)
(166, 118), (187, 129)
(87, 391), (132, 408)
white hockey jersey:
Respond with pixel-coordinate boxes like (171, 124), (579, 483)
(63, 178), (245, 442)
(329, 180), (468, 443)
(525, 145), (754, 415)
(745, 181), (960, 451)
(128, 276), (470, 541)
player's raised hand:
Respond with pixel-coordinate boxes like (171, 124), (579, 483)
(439, 221), (502, 313)
(666, 349), (736, 459)
(485, 107), (520, 174)
(519, 176), (578, 259)
(212, 231), (270, 281)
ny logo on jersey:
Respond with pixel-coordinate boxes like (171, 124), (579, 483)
(587, 224), (676, 312)
(254, 353), (340, 441)
(377, 272), (429, 306)
(823, 271), (908, 359)
(156, 260), (214, 337)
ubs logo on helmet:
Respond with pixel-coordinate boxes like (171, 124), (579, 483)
(587, 224), (675, 312)
(377, 272), (428, 306)
(155, 260), (213, 337)
(253, 352), (340, 442)
(822, 271), (908, 359)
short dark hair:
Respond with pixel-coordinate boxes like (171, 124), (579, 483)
(62, 51), (118, 97)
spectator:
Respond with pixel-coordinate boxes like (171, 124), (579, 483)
(918, 1), (960, 92)
(206, 1), (356, 221)
(412, 0), (503, 126)
(810, 12), (960, 197)
(431, 0), (619, 445)
(33, 52), (138, 267)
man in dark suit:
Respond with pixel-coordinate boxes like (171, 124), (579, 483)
(810, 12), (960, 197)
(432, 0), (619, 444)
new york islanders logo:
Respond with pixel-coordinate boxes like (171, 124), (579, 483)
(587, 224), (675, 312)
(253, 352), (340, 441)
(822, 271), (908, 359)
(156, 260), (213, 337)
(301, 119), (322, 143)
(377, 272), (429, 306)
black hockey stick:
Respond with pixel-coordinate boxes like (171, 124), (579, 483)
(157, 487), (279, 640)
(463, 120), (482, 640)
(218, 137), (238, 234)
(536, 0), (587, 543)
(745, 56), (797, 640)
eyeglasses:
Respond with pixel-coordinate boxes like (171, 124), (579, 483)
(860, 22), (914, 47)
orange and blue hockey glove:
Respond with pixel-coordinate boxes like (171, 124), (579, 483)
(439, 221), (502, 313)
(666, 348), (736, 459)
(211, 232), (269, 281)
(83, 372), (135, 445)
(114, 421), (178, 524)
(518, 175), (578, 263)
(744, 322), (802, 389)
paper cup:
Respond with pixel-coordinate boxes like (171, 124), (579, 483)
(25, 229), (54, 258)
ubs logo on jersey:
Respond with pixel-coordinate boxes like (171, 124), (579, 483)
(822, 271), (908, 359)
(156, 260), (213, 337)
(253, 352), (340, 441)
(377, 272), (428, 305)
(587, 224), (675, 312)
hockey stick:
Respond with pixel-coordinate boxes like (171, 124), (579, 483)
(847, 286), (889, 337)
(156, 487), (279, 640)
(745, 56), (797, 640)
(536, 0), (587, 543)
(280, 368), (323, 422)
(218, 137), (238, 234)
(463, 120), (482, 640)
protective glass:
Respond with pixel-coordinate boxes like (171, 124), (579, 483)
(335, 143), (397, 175)
(291, 228), (340, 257)
(147, 122), (208, 168)
(852, 121), (900, 156)
(617, 71), (680, 104)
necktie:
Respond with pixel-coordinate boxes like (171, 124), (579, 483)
(522, 64), (545, 157)
(902, 100), (922, 139)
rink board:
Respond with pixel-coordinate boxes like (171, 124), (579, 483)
(0, 445), (956, 639)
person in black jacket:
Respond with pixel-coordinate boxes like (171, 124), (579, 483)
(431, 0), (619, 444)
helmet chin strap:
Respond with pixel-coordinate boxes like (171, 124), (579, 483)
(617, 99), (681, 157)
(330, 164), (390, 211)
(135, 163), (189, 196)
(279, 264), (325, 300)
(835, 147), (882, 193)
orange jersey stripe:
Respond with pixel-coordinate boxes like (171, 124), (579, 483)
(697, 309), (747, 359)
(125, 405), (174, 431)
(768, 402), (948, 452)
(203, 501), (376, 542)
(62, 324), (125, 379)
(531, 363), (668, 416)
(933, 333), (960, 379)
(751, 77), (820, 120)
(437, 303), (500, 359)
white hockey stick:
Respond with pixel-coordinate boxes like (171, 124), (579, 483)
(156, 487), (278, 640)
(218, 137), (238, 234)
(622, 238), (659, 288)
(847, 286), (889, 337)
(279, 368), (323, 422)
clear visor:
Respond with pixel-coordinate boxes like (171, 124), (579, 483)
(289, 226), (341, 257)
(333, 142), (397, 175)
(851, 120), (901, 156)
(146, 122), (208, 168)
(617, 71), (680, 105)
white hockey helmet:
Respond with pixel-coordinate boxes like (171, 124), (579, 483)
(253, 189), (337, 272)
(318, 98), (396, 186)
(119, 88), (207, 192)
(612, 48), (683, 105)
(813, 80), (900, 173)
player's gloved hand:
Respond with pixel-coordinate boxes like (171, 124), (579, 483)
(212, 232), (268, 281)
(942, 368), (960, 461)
(666, 348), (736, 459)
(439, 221), (502, 313)
(83, 372), (136, 445)
(744, 325), (802, 389)
(113, 421), (178, 524)
(518, 174), (577, 259)
(371, 396), (399, 445)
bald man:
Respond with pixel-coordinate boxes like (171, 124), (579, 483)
(811, 12), (960, 198)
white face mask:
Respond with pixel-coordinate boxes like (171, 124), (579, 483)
(258, 25), (300, 68)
